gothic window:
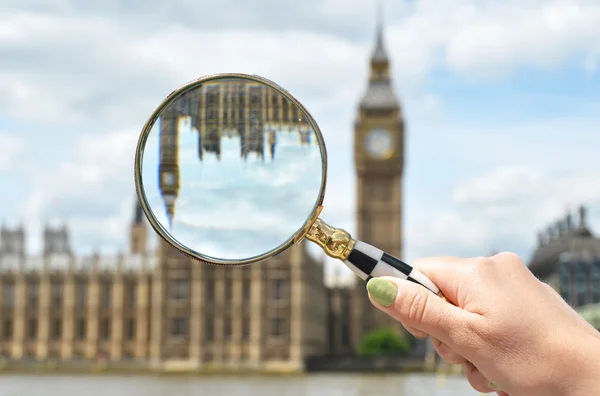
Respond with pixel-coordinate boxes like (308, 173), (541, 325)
(102, 319), (111, 340)
(127, 282), (136, 308)
(171, 317), (186, 337)
(206, 87), (219, 105)
(126, 319), (136, 341)
(170, 279), (189, 300)
(77, 282), (87, 308)
(102, 283), (111, 308)
(242, 317), (250, 341)
(576, 261), (586, 306)
(51, 281), (63, 309)
(559, 262), (570, 301)
(206, 109), (218, 122)
(222, 92), (229, 125)
(242, 278), (251, 302)
(3, 282), (14, 308)
(205, 280), (215, 301)
(269, 317), (287, 338)
(52, 319), (62, 340)
(593, 261), (600, 303)
(223, 317), (231, 340)
(28, 319), (37, 340)
(271, 94), (279, 121)
(270, 279), (287, 301)
(250, 89), (260, 104)
(77, 319), (86, 340)
(204, 316), (214, 342)
(282, 100), (290, 123)
(224, 278), (232, 301)
(28, 282), (39, 309)
(3, 319), (12, 339)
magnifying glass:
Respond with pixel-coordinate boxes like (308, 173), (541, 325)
(134, 73), (442, 298)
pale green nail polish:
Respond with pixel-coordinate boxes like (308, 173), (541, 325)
(489, 382), (498, 389)
(366, 278), (398, 307)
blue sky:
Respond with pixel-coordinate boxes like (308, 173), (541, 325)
(1, 0), (600, 283)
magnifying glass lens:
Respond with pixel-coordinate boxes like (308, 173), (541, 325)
(136, 75), (325, 265)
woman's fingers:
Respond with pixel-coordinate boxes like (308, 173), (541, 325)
(402, 324), (429, 340)
(431, 337), (467, 365)
(463, 361), (500, 393)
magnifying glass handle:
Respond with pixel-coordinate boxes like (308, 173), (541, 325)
(305, 218), (442, 297)
(344, 240), (440, 295)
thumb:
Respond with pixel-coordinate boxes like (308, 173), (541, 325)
(366, 276), (477, 347)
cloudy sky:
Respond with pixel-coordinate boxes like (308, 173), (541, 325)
(1, 0), (600, 282)
(141, 119), (323, 261)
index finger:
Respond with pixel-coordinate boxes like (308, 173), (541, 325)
(410, 256), (473, 304)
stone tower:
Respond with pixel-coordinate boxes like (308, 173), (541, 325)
(351, 12), (406, 348)
(130, 199), (148, 254)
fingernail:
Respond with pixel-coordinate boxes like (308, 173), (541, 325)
(489, 382), (498, 389)
(366, 278), (398, 307)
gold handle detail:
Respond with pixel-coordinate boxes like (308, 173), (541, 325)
(304, 218), (356, 261)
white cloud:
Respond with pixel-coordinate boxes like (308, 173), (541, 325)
(18, 128), (140, 253)
(442, 0), (600, 78)
(2, 0), (599, 128)
(406, 166), (600, 264)
(0, 134), (23, 172)
(1, 0), (600, 273)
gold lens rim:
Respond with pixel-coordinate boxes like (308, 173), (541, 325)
(133, 73), (328, 266)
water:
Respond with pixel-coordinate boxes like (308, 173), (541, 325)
(0, 373), (483, 396)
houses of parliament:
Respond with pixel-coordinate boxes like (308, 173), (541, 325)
(0, 22), (430, 371)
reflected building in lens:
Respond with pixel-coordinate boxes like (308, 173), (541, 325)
(157, 78), (314, 226)
(158, 103), (181, 229)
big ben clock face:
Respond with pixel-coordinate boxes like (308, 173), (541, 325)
(364, 128), (394, 159)
(163, 172), (175, 186)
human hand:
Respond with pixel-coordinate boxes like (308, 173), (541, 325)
(365, 252), (600, 396)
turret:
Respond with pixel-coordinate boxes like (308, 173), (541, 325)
(130, 199), (148, 254)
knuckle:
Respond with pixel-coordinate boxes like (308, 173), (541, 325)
(471, 256), (491, 267)
(491, 251), (523, 267)
(469, 256), (493, 274)
(449, 315), (487, 351)
(397, 287), (429, 326)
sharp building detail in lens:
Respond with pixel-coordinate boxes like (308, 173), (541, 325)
(157, 80), (314, 227)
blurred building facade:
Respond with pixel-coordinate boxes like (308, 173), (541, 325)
(0, 20), (427, 370)
(0, 207), (328, 371)
(529, 205), (600, 310)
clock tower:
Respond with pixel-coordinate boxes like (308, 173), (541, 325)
(351, 15), (405, 345)
(355, 18), (403, 260)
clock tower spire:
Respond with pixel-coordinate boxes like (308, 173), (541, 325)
(351, 8), (406, 348)
(360, 4), (398, 111)
(354, 10), (404, 252)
